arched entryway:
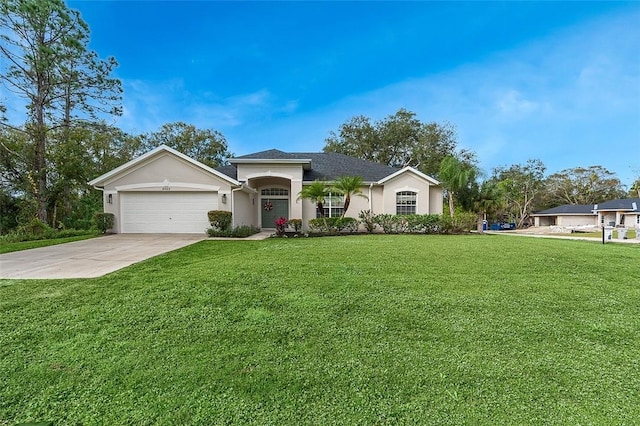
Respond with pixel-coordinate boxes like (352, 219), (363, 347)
(260, 187), (289, 228)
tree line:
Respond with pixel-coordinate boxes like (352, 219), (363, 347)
(1, 0), (638, 235)
(322, 108), (636, 228)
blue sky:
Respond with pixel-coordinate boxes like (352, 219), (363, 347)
(65, 2), (640, 186)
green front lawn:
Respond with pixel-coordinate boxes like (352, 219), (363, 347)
(1, 235), (639, 424)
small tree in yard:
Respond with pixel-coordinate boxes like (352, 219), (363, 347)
(439, 155), (478, 218)
(331, 175), (368, 218)
(298, 180), (329, 216)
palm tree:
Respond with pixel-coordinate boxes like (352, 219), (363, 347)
(439, 155), (478, 217)
(474, 181), (503, 222)
(631, 178), (640, 198)
(297, 180), (329, 217)
(332, 175), (369, 218)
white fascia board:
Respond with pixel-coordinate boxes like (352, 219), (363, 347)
(377, 166), (440, 185)
(228, 158), (313, 170)
(88, 144), (240, 187)
(228, 158), (312, 165)
(301, 180), (378, 185)
(239, 183), (258, 194)
(595, 208), (634, 212)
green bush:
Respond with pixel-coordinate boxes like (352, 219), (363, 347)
(369, 213), (474, 235)
(0, 226), (97, 243)
(308, 212), (476, 237)
(308, 218), (328, 233)
(24, 218), (51, 236)
(207, 225), (260, 238)
(372, 214), (397, 234)
(335, 217), (358, 233)
(308, 217), (359, 234)
(451, 211), (478, 233)
(207, 210), (232, 231)
(358, 210), (376, 233)
(93, 212), (115, 234)
(288, 219), (302, 232)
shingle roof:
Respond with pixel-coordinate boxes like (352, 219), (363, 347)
(216, 165), (238, 180)
(595, 198), (640, 211)
(219, 150), (403, 182)
(532, 204), (595, 216)
(232, 149), (300, 160)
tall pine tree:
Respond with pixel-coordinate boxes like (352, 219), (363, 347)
(1, 0), (122, 223)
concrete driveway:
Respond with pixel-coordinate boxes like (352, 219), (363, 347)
(0, 234), (207, 279)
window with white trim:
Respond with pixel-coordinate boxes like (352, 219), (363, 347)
(396, 191), (417, 215)
(317, 192), (344, 218)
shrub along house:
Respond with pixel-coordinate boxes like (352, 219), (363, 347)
(89, 145), (443, 233)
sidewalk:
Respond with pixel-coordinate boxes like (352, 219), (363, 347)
(206, 231), (272, 241)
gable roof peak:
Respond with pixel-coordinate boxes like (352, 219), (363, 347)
(89, 144), (240, 187)
(232, 149), (293, 160)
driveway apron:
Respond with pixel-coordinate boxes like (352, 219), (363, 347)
(0, 234), (207, 279)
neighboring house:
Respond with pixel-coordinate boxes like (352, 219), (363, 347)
(594, 198), (640, 228)
(88, 145), (443, 234)
(531, 204), (598, 227)
(531, 198), (640, 229)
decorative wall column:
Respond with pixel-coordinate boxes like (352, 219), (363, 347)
(290, 179), (303, 220)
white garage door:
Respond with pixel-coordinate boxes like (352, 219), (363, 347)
(120, 191), (218, 233)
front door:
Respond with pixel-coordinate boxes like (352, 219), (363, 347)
(261, 199), (288, 228)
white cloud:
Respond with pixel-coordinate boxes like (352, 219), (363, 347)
(496, 90), (539, 116)
(110, 7), (639, 185)
(116, 81), (300, 135)
(288, 8), (640, 184)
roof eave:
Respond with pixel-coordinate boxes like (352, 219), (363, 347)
(228, 158), (313, 170)
(377, 166), (440, 185)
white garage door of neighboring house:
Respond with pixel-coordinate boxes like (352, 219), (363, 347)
(120, 192), (217, 233)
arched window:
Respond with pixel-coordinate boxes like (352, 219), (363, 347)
(261, 188), (288, 197)
(396, 191), (417, 215)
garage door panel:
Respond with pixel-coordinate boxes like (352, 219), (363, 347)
(120, 192), (217, 233)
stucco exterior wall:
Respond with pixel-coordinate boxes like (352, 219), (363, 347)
(369, 186), (384, 214)
(236, 164), (304, 182)
(102, 153), (229, 191)
(380, 173), (434, 215)
(301, 198), (316, 229)
(428, 187), (444, 215)
(232, 190), (257, 227)
(250, 176), (291, 189)
(556, 215), (598, 226)
(97, 152), (234, 233)
(102, 191), (119, 232)
(623, 213), (640, 228)
(534, 216), (555, 227)
(345, 190), (370, 218)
